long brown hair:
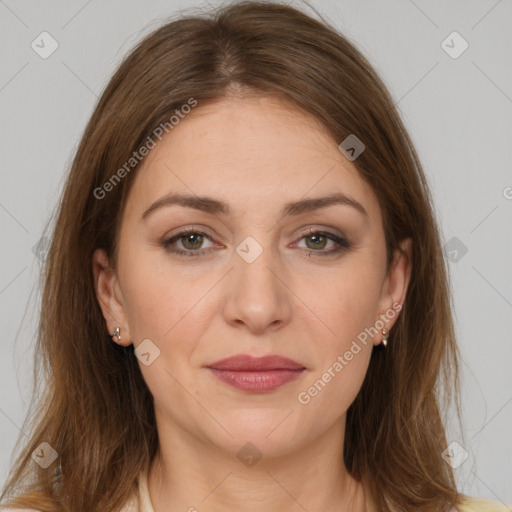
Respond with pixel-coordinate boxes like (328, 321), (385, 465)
(1, 1), (463, 511)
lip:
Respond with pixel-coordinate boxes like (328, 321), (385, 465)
(206, 354), (306, 392)
(207, 354), (305, 371)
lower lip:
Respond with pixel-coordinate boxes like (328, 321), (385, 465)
(207, 368), (305, 392)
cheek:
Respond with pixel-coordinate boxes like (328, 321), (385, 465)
(296, 278), (375, 421)
(307, 257), (383, 343)
(117, 250), (177, 340)
(294, 257), (382, 408)
(119, 250), (219, 348)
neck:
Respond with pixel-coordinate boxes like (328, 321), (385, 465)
(147, 417), (366, 512)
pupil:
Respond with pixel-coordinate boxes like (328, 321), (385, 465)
(184, 233), (202, 249)
(307, 235), (325, 249)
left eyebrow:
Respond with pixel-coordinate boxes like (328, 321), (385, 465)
(282, 193), (368, 219)
(141, 192), (368, 221)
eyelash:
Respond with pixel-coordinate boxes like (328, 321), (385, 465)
(161, 228), (350, 258)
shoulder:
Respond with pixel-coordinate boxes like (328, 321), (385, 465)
(0, 477), (142, 512)
(455, 496), (511, 512)
(0, 498), (140, 512)
(0, 489), (141, 512)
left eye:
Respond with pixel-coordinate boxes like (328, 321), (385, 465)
(292, 230), (350, 256)
(296, 233), (335, 251)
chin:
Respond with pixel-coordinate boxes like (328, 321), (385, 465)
(201, 412), (307, 458)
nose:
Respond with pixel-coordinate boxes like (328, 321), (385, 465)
(221, 241), (292, 335)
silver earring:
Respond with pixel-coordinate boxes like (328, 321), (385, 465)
(381, 328), (389, 347)
(112, 327), (121, 342)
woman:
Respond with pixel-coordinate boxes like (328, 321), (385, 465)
(0, 1), (508, 511)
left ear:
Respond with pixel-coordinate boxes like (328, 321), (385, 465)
(376, 237), (412, 333)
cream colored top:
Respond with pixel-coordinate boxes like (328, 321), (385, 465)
(128, 472), (512, 512)
(1, 471), (510, 511)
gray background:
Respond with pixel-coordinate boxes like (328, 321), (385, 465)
(1, 0), (511, 505)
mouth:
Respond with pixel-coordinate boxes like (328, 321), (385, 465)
(206, 354), (306, 392)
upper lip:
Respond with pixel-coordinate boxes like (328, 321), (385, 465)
(206, 354), (305, 371)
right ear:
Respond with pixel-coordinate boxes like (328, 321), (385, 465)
(92, 248), (132, 347)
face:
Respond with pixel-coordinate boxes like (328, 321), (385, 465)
(94, 95), (411, 460)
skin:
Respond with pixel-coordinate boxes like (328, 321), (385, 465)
(93, 95), (412, 512)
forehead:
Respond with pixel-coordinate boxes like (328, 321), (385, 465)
(124, 96), (381, 224)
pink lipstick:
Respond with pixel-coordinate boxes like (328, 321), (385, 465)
(206, 354), (305, 392)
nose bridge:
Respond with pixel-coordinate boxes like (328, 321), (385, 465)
(222, 232), (291, 332)
(234, 232), (283, 295)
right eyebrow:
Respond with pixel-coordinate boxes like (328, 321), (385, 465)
(141, 193), (230, 221)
